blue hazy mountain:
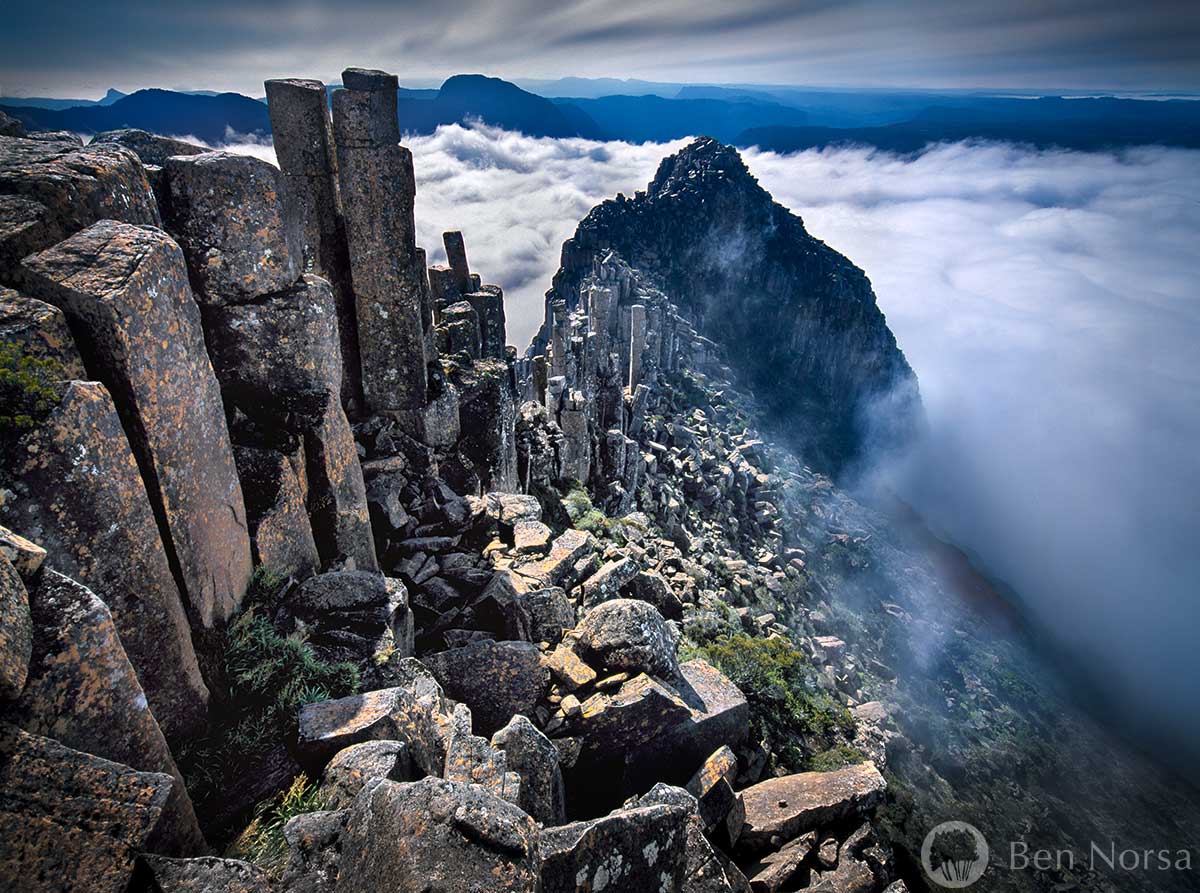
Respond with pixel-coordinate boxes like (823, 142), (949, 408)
(394, 74), (600, 138)
(1, 88), (270, 142)
(0, 88), (126, 111)
(739, 96), (1200, 152)
(551, 94), (808, 143)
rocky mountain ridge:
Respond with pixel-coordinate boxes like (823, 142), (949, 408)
(1, 67), (1198, 893)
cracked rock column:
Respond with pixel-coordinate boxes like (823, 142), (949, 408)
(265, 77), (364, 412)
(443, 230), (472, 296)
(22, 220), (253, 629)
(629, 303), (647, 391)
(332, 67), (427, 415)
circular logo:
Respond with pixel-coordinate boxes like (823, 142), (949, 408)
(921, 821), (989, 888)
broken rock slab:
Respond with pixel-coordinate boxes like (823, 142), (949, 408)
(22, 220), (252, 629)
(320, 740), (413, 809)
(10, 570), (206, 855)
(233, 445), (321, 581)
(0, 286), (86, 378)
(131, 854), (274, 893)
(0, 725), (174, 893)
(539, 800), (690, 893)
(335, 777), (540, 893)
(633, 783), (752, 893)
(425, 638), (548, 737)
(737, 763), (887, 856)
(0, 379), (209, 739)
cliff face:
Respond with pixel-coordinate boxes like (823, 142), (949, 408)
(548, 136), (920, 475)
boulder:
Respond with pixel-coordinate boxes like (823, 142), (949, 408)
(737, 763), (887, 856)
(10, 570), (206, 855)
(625, 658), (750, 792)
(539, 801), (689, 893)
(492, 714), (566, 825)
(0, 286), (85, 377)
(574, 673), (693, 753)
(483, 492), (542, 524)
(297, 661), (456, 775)
(285, 571), (413, 666)
(0, 380), (209, 738)
(282, 809), (347, 893)
(0, 553), (31, 700)
(512, 519), (552, 554)
(320, 740), (412, 809)
(22, 221), (252, 629)
(334, 777), (540, 893)
(629, 569), (685, 620)
(443, 726), (523, 804)
(473, 569), (575, 645)
(132, 854), (273, 893)
(686, 746), (742, 841)
(546, 641), (597, 691)
(233, 445), (321, 580)
(0, 725), (174, 893)
(575, 598), (680, 679)
(90, 129), (206, 167)
(161, 150), (301, 302)
(425, 639), (548, 736)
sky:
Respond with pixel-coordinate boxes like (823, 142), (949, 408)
(3, 0), (1200, 98)
(385, 129), (1200, 761)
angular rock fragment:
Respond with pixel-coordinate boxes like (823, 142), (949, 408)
(0, 725), (174, 893)
(22, 221), (252, 629)
(0, 380), (209, 737)
(320, 740), (412, 809)
(546, 641), (597, 691)
(743, 832), (816, 893)
(90, 129), (206, 167)
(686, 745), (742, 840)
(0, 525), (45, 580)
(444, 726), (522, 804)
(425, 638), (548, 736)
(575, 673), (692, 753)
(10, 570), (206, 854)
(492, 714), (566, 825)
(737, 763), (886, 855)
(629, 569), (684, 620)
(0, 553), (31, 700)
(483, 491), (542, 524)
(282, 809), (347, 893)
(575, 597), (680, 678)
(633, 783), (751, 893)
(516, 528), (593, 588)
(161, 150), (301, 302)
(539, 801), (689, 893)
(579, 556), (639, 607)
(512, 519), (552, 554)
(335, 777), (540, 893)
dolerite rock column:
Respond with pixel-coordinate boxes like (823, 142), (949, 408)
(264, 77), (364, 413)
(628, 303), (647, 390)
(21, 221), (253, 630)
(162, 151), (377, 573)
(443, 230), (472, 296)
(0, 380), (210, 742)
(332, 68), (428, 417)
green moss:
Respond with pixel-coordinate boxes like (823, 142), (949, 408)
(806, 745), (867, 772)
(0, 341), (66, 433)
(227, 774), (328, 876)
(687, 633), (855, 773)
(178, 567), (359, 810)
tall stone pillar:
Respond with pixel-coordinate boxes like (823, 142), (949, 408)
(628, 303), (647, 391)
(466, 285), (507, 360)
(331, 67), (427, 415)
(443, 230), (472, 296)
(532, 355), (548, 405)
(550, 300), (569, 379)
(264, 77), (364, 413)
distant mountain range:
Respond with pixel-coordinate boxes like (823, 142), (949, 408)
(4, 75), (1198, 152)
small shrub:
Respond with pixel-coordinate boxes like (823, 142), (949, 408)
(688, 633), (855, 772)
(227, 774), (328, 875)
(0, 342), (66, 433)
(806, 745), (867, 772)
(177, 567), (359, 809)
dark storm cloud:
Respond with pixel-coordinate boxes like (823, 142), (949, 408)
(3, 0), (1199, 98)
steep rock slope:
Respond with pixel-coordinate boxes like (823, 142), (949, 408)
(546, 136), (920, 475)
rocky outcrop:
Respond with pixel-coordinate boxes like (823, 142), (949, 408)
(21, 221), (253, 629)
(541, 137), (920, 474)
(0, 553), (31, 700)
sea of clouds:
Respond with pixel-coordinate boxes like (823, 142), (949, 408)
(219, 127), (1200, 767)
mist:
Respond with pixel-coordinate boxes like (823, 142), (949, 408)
(215, 128), (1200, 765)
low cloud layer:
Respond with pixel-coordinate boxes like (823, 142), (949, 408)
(219, 128), (1200, 764)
